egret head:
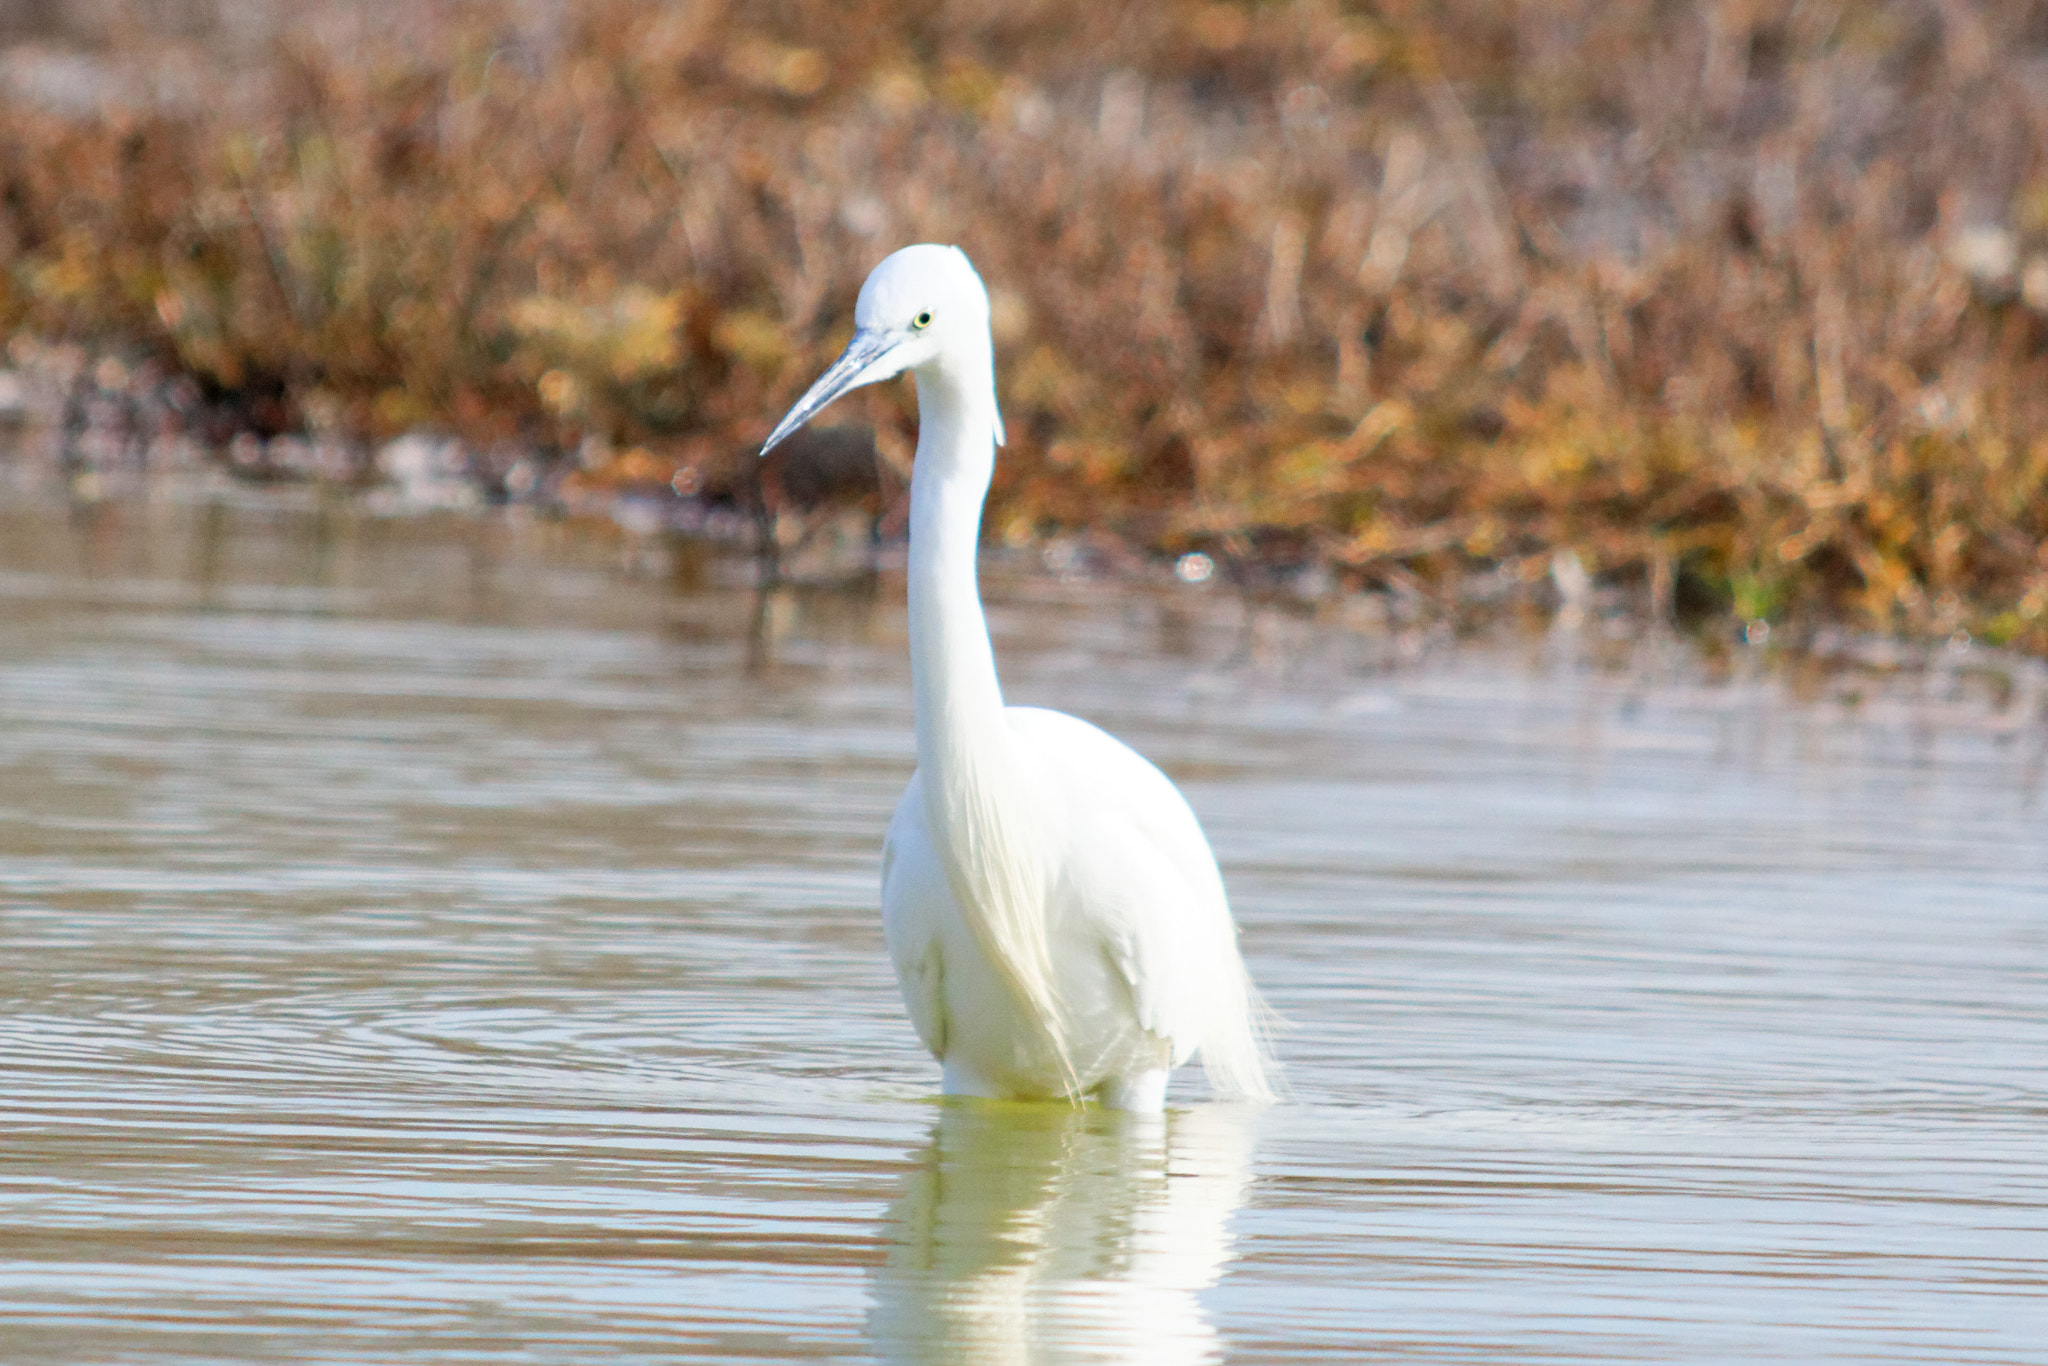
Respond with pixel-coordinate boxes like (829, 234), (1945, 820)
(761, 244), (1003, 456)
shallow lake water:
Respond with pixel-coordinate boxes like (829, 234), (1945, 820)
(2, 491), (2045, 1363)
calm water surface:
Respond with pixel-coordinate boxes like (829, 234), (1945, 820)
(2, 494), (2045, 1362)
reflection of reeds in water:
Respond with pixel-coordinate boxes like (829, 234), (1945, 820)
(868, 1102), (1254, 1365)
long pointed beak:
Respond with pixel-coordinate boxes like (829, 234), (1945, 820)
(760, 328), (902, 456)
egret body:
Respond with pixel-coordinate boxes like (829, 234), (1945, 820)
(762, 244), (1273, 1111)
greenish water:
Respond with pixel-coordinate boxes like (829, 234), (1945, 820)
(1, 492), (2044, 1362)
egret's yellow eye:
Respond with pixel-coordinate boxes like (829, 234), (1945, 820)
(912, 311), (933, 329)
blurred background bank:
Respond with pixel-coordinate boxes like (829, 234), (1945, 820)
(1, 0), (2046, 650)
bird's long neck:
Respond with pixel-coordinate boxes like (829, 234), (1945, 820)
(906, 365), (1005, 783)
(906, 356), (1070, 1084)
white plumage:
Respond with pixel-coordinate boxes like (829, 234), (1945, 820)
(762, 244), (1273, 1110)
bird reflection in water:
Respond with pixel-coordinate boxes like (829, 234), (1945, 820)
(867, 1102), (1255, 1363)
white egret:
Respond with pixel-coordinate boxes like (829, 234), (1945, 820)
(762, 244), (1273, 1111)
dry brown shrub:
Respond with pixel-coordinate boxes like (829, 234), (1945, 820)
(4, 0), (2048, 647)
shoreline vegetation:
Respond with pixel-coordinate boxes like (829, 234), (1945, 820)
(3, 1), (2047, 652)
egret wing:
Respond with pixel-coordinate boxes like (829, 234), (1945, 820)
(1005, 706), (1233, 1063)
